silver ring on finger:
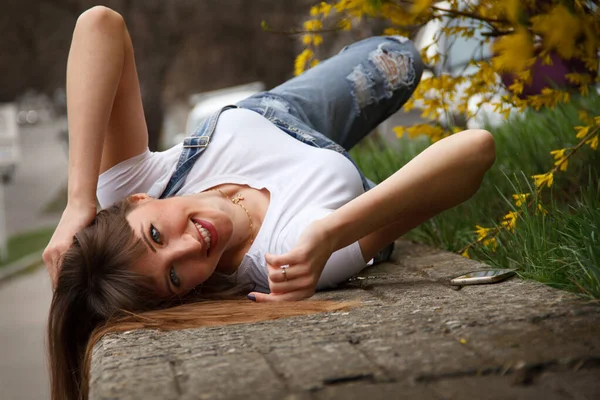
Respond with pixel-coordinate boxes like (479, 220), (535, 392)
(281, 268), (288, 281)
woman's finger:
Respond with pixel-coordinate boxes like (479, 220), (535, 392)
(267, 265), (294, 283)
(265, 251), (305, 267)
(249, 289), (313, 302)
(267, 261), (309, 282)
(43, 248), (60, 286)
(268, 274), (314, 294)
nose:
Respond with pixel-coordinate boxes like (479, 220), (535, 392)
(168, 233), (203, 261)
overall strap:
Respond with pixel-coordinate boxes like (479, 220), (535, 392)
(159, 105), (237, 198)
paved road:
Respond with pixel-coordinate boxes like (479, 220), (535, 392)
(91, 240), (600, 399)
(0, 267), (53, 399)
(3, 117), (68, 237)
(0, 118), (67, 400)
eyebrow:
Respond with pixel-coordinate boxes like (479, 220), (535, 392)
(140, 224), (174, 296)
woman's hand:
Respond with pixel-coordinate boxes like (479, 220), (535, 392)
(249, 220), (334, 302)
(43, 203), (96, 288)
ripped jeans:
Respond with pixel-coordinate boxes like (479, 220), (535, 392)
(237, 35), (424, 170)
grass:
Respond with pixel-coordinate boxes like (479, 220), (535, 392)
(350, 92), (600, 299)
(475, 178), (600, 298)
(0, 227), (54, 267)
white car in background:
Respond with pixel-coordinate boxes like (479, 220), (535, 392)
(0, 103), (21, 183)
(166, 82), (265, 148)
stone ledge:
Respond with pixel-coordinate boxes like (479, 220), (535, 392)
(90, 239), (600, 400)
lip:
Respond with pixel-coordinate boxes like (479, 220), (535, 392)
(192, 218), (219, 256)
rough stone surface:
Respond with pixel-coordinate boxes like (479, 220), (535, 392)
(90, 240), (600, 399)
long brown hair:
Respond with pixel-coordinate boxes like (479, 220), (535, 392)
(47, 197), (354, 400)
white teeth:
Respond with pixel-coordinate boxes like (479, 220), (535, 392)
(193, 221), (211, 249)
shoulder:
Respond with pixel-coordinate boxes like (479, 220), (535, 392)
(97, 145), (182, 207)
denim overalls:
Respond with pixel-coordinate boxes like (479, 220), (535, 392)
(159, 35), (423, 199)
(158, 103), (371, 199)
(157, 36), (423, 263)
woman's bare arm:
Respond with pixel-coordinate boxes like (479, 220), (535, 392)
(67, 6), (147, 206)
(351, 129), (496, 262)
(43, 6), (148, 285)
(253, 129), (495, 302)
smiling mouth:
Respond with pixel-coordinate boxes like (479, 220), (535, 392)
(192, 220), (212, 253)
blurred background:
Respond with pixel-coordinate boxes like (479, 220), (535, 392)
(0, 1), (385, 398)
(2, 0), (599, 398)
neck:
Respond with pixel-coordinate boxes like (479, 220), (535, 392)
(211, 186), (256, 274)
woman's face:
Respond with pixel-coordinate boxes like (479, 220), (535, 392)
(126, 193), (234, 298)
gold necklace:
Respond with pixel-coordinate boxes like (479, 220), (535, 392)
(213, 189), (254, 244)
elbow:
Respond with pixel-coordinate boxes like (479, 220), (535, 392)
(76, 6), (125, 32)
(465, 129), (496, 173)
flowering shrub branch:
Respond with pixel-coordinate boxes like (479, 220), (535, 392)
(460, 120), (600, 258)
(293, 0), (600, 257)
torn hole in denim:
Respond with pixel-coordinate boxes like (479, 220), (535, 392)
(346, 64), (377, 114)
(368, 45), (415, 96)
(259, 96), (290, 113)
(386, 35), (409, 44)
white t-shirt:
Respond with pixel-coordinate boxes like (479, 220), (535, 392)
(98, 108), (368, 292)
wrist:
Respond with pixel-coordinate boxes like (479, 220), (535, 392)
(314, 218), (338, 254)
(66, 197), (97, 214)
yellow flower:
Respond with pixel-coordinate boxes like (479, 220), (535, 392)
(313, 34), (323, 47)
(532, 172), (554, 189)
(504, 0), (520, 23)
(411, 0), (433, 15)
(310, 58), (320, 68)
(310, 2), (333, 17)
(403, 98), (415, 112)
(578, 111), (593, 124)
(383, 28), (403, 36)
(492, 28), (534, 72)
(483, 237), (498, 251)
(405, 124), (446, 142)
(459, 338), (467, 345)
(575, 126), (590, 139)
(527, 88), (569, 111)
(580, 85), (590, 96)
(501, 211), (519, 233)
(550, 149), (566, 159)
(554, 157), (569, 171)
(393, 126), (406, 138)
(303, 19), (323, 32)
(531, 5), (582, 59)
(319, 2), (333, 16)
(335, 0), (358, 13)
(550, 148), (569, 171)
(338, 19), (352, 31)
(509, 80), (524, 95)
(512, 193), (530, 207)
(381, 3), (413, 25)
(302, 34), (312, 45)
(586, 135), (599, 150)
(566, 73), (592, 86)
(294, 49), (314, 76)
(475, 225), (492, 241)
(537, 203), (548, 215)
(461, 249), (470, 259)
(542, 52), (553, 66)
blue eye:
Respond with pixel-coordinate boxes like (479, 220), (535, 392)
(169, 266), (180, 288)
(149, 224), (162, 244)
